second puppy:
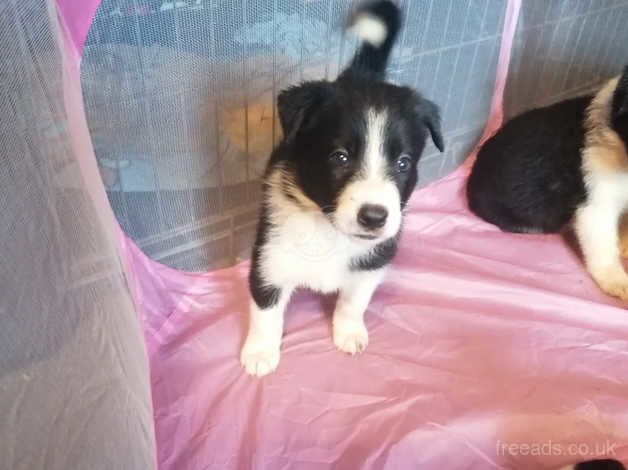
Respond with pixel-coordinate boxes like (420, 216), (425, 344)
(467, 67), (628, 300)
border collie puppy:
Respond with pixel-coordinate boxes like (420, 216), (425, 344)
(240, 0), (444, 377)
(467, 68), (628, 301)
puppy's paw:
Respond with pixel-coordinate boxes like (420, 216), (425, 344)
(333, 319), (369, 355)
(240, 336), (280, 377)
(591, 266), (628, 301)
(600, 280), (628, 301)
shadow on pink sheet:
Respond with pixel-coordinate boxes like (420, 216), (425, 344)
(141, 164), (628, 470)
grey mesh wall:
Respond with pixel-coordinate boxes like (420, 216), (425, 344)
(80, 0), (509, 271)
(0, 0), (156, 468)
(504, 0), (628, 118)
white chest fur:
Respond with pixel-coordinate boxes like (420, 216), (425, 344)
(261, 209), (376, 293)
(585, 170), (628, 211)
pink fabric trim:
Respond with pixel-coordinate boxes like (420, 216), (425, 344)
(56, 1), (120, 252)
(55, 0), (101, 57)
(451, 0), (522, 178)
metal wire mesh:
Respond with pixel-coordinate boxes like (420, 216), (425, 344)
(504, 0), (628, 118)
(80, 0), (513, 271)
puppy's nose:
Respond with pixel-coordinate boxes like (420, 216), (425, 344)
(357, 204), (388, 230)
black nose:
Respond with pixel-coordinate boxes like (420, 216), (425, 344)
(357, 204), (388, 230)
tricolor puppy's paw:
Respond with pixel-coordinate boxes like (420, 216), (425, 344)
(591, 266), (628, 301)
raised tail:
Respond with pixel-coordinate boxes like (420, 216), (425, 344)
(342, 0), (402, 80)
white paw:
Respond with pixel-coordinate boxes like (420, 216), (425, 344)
(591, 266), (628, 301)
(333, 319), (369, 355)
(240, 336), (280, 377)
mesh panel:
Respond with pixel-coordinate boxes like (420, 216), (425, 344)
(504, 0), (628, 118)
(81, 0), (507, 271)
(0, 0), (155, 467)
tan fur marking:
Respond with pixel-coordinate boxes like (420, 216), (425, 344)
(582, 77), (628, 174)
(266, 165), (318, 214)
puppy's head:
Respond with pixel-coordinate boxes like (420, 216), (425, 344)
(277, 77), (443, 242)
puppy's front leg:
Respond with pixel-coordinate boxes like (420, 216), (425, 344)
(575, 201), (628, 300)
(241, 284), (291, 377)
(333, 269), (386, 355)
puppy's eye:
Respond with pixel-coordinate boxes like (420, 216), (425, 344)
(396, 154), (412, 173)
(329, 149), (350, 167)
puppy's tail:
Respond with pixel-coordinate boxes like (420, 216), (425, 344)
(342, 0), (401, 81)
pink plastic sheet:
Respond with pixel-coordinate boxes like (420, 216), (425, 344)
(139, 0), (628, 465)
(143, 166), (628, 470)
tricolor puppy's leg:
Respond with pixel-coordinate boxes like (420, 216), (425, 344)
(575, 200), (628, 300)
(240, 288), (291, 377)
(333, 269), (386, 354)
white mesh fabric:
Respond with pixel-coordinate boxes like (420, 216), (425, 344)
(0, 1), (156, 468)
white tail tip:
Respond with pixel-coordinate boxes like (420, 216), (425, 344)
(350, 13), (388, 47)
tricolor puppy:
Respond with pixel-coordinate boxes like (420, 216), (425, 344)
(467, 67), (628, 301)
(240, 0), (444, 377)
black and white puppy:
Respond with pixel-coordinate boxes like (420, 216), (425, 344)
(467, 68), (628, 301)
(240, 0), (444, 377)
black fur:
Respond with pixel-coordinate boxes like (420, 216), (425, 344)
(575, 459), (626, 470)
(467, 96), (591, 233)
(249, 201), (281, 309)
(612, 65), (628, 143)
(350, 236), (398, 271)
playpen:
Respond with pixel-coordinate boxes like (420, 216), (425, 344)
(1, 0), (628, 468)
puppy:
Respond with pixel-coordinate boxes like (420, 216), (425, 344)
(467, 67), (628, 301)
(240, 0), (444, 377)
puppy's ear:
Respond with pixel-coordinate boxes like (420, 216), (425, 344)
(612, 65), (628, 119)
(415, 97), (444, 152)
(277, 81), (335, 142)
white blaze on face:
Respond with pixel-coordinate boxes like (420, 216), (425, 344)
(335, 108), (402, 240)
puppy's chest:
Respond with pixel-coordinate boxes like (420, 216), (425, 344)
(262, 213), (369, 292)
(586, 170), (628, 208)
